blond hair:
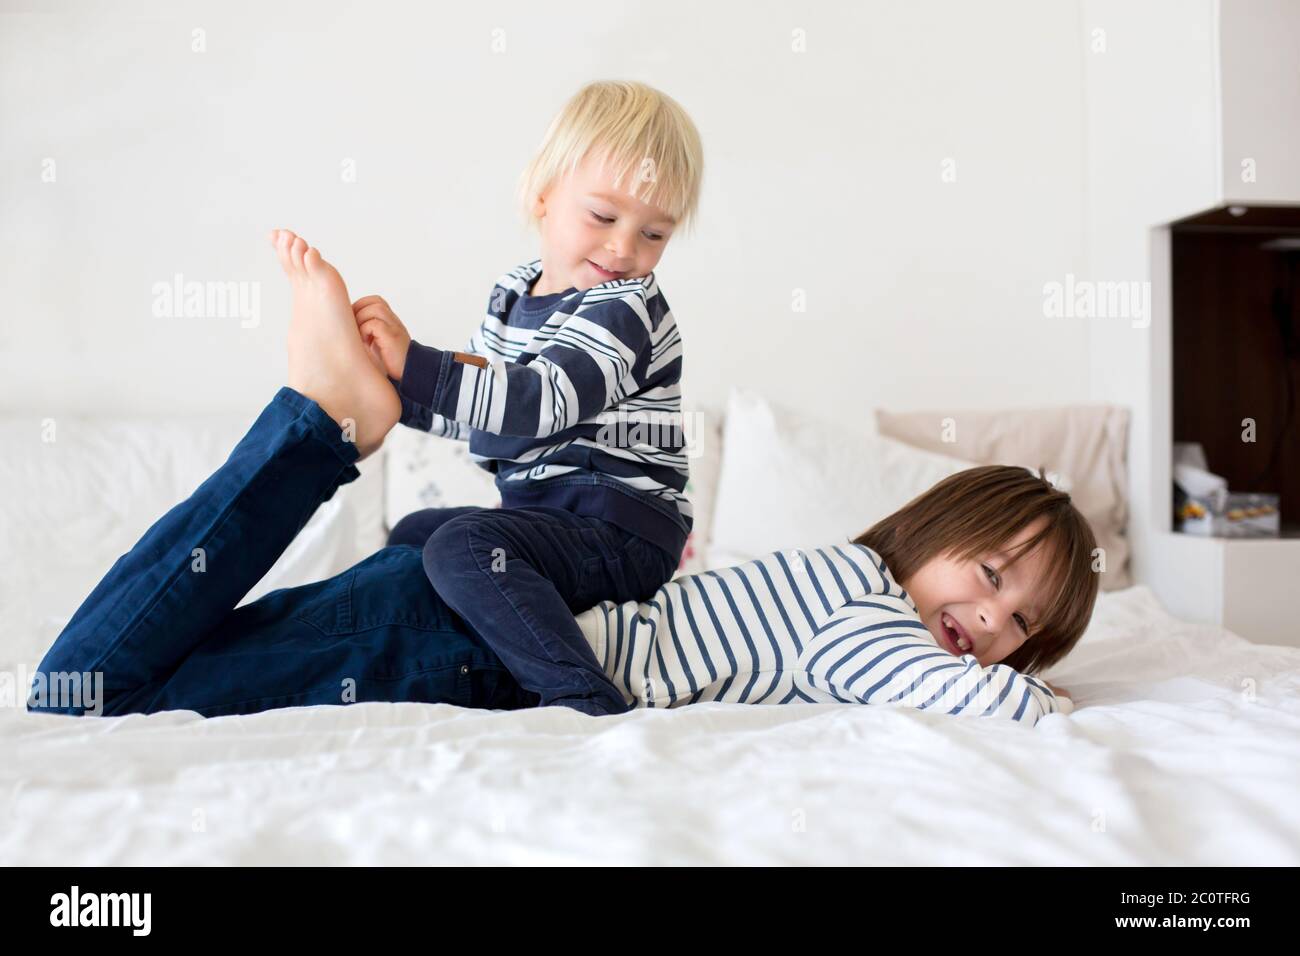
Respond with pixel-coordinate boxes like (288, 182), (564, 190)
(516, 80), (704, 236)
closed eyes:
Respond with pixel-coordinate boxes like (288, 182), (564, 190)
(589, 211), (665, 241)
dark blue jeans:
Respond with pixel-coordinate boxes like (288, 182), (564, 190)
(387, 505), (679, 717)
(27, 387), (537, 719)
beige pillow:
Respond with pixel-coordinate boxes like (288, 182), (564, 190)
(874, 406), (1131, 589)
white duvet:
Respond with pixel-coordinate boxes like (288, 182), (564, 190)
(4, 583), (1298, 865)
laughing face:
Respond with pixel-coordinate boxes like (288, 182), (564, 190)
(528, 150), (677, 296)
(897, 517), (1054, 667)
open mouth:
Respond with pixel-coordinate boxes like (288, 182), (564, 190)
(587, 259), (625, 279)
(940, 612), (974, 655)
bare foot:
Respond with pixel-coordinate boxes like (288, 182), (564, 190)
(270, 229), (400, 459)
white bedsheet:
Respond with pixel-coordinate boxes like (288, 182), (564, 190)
(4, 583), (1298, 865)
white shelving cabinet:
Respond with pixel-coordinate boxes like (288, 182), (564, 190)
(1085, 0), (1300, 648)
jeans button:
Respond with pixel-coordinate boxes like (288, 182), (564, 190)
(460, 663), (470, 675)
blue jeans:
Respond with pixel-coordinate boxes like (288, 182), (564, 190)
(387, 505), (679, 717)
(27, 387), (537, 719)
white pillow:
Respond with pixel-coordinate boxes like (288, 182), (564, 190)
(708, 388), (983, 564)
(674, 403), (723, 577)
(0, 411), (388, 668)
(383, 425), (501, 533)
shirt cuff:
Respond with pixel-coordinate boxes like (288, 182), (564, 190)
(398, 339), (448, 411)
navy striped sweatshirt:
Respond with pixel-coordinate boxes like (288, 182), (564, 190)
(395, 258), (692, 559)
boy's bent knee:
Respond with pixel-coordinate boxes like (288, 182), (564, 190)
(421, 518), (485, 592)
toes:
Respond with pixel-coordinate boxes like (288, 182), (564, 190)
(290, 236), (307, 273)
(303, 246), (323, 275)
(303, 245), (333, 279)
(274, 229), (296, 276)
(303, 246), (345, 293)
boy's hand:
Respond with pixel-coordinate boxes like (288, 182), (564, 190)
(352, 295), (411, 383)
(1043, 679), (1071, 701)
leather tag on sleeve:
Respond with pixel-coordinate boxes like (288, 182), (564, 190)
(452, 351), (488, 368)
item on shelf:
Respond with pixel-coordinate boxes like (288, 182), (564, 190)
(1172, 441), (1211, 474)
(1177, 490), (1281, 537)
(1173, 460), (1228, 503)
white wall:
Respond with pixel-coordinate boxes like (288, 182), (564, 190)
(1, 0), (1095, 429)
(1079, 0), (1221, 586)
(35, 0), (1273, 587)
(1219, 0), (1300, 203)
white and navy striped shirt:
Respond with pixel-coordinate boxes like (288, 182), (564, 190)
(396, 258), (691, 558)
(575, 542), (1068, 726)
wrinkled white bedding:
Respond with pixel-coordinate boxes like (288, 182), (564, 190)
(4, 583), (1298, 865)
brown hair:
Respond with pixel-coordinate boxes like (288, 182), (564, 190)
(852, 465), (1100, 675)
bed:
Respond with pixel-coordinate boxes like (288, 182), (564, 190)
(3, 391), (1297, 865)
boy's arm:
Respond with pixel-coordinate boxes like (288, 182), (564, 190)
(397, 295), (652, 440)
(800, 596), (1069, 726)
(390, 351), (485, 439)
(395, 397), (472, 440)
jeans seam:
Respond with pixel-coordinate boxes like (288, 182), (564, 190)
(289, 617), (457, 637)
(611, 535), (674, 597)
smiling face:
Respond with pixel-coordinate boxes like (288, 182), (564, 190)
(898, 517), (1055, 667)
(528, 150), (677, 295)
